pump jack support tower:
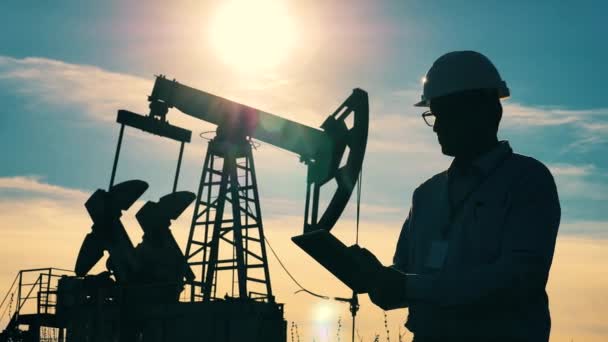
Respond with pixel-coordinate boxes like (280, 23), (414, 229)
(186, 137), (273, 302)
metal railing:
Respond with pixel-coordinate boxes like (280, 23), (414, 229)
(0, 267), (73, 330)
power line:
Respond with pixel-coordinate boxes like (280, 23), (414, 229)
(264, 235), (329, 300)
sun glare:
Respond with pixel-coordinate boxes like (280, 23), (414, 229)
(210, 0), (295, 72)
(313, 302), (334, 322)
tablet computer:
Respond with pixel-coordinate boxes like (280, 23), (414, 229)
(291, 230), (383, 293)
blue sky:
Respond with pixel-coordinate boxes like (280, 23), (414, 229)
(0, 1), (607, 340)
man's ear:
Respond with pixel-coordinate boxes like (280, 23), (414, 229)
(495, 100), (503, 129)
(483, 90), (502, 132)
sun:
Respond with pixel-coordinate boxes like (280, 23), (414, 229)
(210, 0), (295, 72)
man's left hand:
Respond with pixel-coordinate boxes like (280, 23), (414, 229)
(368, 266), (409, 310)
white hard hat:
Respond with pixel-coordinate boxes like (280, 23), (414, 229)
(414, 50), (510, 107)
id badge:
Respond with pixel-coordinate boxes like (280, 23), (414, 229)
(425, 240), (449, 270)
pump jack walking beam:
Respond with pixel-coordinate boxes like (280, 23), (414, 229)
(147, 75), (368, 234)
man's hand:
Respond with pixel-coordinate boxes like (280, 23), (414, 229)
(343, 245), (409, 309)
(368, 266), (409, 310)
(344, 245), (383, 275)
(343, 245), (384, 290)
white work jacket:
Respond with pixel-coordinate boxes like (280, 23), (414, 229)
(392, 141), (561, 341)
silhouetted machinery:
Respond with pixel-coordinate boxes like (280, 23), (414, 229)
(1, 76), (368, 342)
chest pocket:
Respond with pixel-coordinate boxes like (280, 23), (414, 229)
(409, 195), (450, 274)
(463, 191), (510, 263)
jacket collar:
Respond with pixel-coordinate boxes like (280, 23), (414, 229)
(448, 140), (512, 178)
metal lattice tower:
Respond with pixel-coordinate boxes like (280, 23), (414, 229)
(184, 138), (274, 303)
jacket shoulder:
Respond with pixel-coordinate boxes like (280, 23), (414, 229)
(414, 170), (448, 198)
(509, 152), (556, 182)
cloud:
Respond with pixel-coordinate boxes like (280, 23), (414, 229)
(546, 163), (607, 200)
(0, 175), (88, 200)
(565, 122), (608, 150)
(580, 122), (608, 133)
(502, 103), (607, 127)
(390, 86), (608, 152)
(502, 103), (608, 151)
(560, 221), (608, 237)
(390, 85), (608, 128)
(368, 115), (437, 154)
(548, 163), (596, 177)
(546, 163), (608, 201)
(0, 56), (152, 123)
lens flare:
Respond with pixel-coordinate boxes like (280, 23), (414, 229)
(310, 301), (337, 342)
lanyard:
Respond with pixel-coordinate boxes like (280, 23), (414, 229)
(441, 151), (513, 238)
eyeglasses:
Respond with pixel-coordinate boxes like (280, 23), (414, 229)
(421, 110), (436, 127)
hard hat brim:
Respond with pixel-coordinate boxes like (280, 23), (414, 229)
(413, 99), (428, 107)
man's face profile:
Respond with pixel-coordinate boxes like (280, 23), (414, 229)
(430, 90), (497, 157)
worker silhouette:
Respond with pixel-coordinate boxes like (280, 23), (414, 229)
(366, 51), (561, 341)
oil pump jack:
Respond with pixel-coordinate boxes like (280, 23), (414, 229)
(0, 75), (368, 342)
(144, 76), (369, 303)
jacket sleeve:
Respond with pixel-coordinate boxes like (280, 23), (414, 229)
(407, 162), (561, 307)
(392, 190), (416, 272)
